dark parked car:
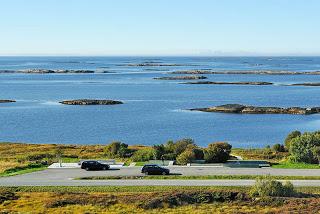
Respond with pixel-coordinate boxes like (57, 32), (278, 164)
(141, 164), (170, 175)
(81, 160), (110, 171)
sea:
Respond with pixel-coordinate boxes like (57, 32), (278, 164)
(1, 56), (320, 148)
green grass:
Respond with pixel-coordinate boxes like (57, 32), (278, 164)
(76, 174), (320, 181)
(272, 162), (320, 169)
(0, 164), (47, 177)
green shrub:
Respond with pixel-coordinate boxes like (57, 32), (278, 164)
(272, 144), (285, 152)
(250, 176), (296, 197)
(131, 149), (154, 162)
(176, 150), (195, 165)
(204, 142), (232, 163)
(0, 189), (17, 204)
(285, 130), (301, 150)
(162, 153), (176, 160)
(173, 138), (195, 155)
(104, 142), (132, 158)
(289, 132), (320, 163)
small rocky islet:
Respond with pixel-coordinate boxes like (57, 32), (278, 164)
(0, 69), (108, 74)
(0, 100), (16, 103)
(190, 104), (320, 115)
(59, 99), (123, 105)
(183, 81), (273, 85)
(154, 75), (207, 80)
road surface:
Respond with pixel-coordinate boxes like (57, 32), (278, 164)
(0, 167), (320, 186)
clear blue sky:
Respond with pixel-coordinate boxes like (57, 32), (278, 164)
(0, 0), (319, 56)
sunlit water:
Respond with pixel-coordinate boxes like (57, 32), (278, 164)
(1, 56), (320, 147)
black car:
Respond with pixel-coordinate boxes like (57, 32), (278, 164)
(141, 164), (170, 175)
(81, 160), (110, 171)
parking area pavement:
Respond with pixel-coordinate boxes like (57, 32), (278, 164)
(1, 166), (320, 186)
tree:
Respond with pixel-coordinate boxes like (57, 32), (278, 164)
(173, 138), (195, 155)
(204, 142), (232, 163)
(105, 141), (131, 158)
(176, 150), (195, 165)
(153, 144), (166, 160)
(312, 146), (320, 165)
(55, 145), (64, 167)
(285, 130), (301, 150)
(289, 132), (320, 163)
(272, 144), (285, 152)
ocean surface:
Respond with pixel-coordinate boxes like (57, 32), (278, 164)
(1, 56), (320, 148)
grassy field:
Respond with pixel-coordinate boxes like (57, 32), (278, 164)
(1, 186), (320, 213)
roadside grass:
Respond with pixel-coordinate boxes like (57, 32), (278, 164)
(76, 174), (320, 181)
(272, 162), (320, 169)
(0, 163), (47, 177)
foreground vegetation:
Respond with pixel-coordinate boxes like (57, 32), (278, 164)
(1, 178), (320, 214)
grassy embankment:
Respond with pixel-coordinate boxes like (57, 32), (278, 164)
(1, 186), (320, 213)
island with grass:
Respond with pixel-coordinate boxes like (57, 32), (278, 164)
(183, 81), (273, 85)
(154, 75), (207, 80)
(190, 104), (320, 115)
(59, 99), (123, 105)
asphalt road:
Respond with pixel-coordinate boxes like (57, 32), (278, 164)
(0, 167), (320, 186)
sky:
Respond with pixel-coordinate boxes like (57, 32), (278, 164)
(0, 0), (319, 56)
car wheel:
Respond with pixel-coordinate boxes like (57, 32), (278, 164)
(162, 172), (167, 175)
(85, 167), (90, 171)
(103, 167), (107, 170)
(145, 172), (148, 175)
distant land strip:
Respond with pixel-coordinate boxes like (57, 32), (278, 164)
(170, 70), (320, 75)
(190, 104), (320, 115)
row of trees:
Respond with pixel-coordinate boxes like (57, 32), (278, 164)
(103, 139), (232, 165)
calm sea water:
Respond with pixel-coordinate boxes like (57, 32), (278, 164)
(1, 56), (320, 148)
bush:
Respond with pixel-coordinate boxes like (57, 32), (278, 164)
(289, 132), (320, 163)
(153, 144), (166, 160)
(285, 130), (301, 150)
(162, 153), (176, 160)
(250, 176), (296, 197)
(0, 189), (17, 204)
(131, 149), (154, 162)
(176, 150), (195, 165)
(204, 142), (232, 163)
(105, 142), (132, 158)
(272, 144), (285, 152)
(173, 138), (195, 155)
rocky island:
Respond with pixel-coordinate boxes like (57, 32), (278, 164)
(288, 83), (320, 86)
(0, 69), (95, 74)
(183, 81), (273, 85)
(0, 100), (16, 103)
(154, 76), (207, 80)
(59, 99), (123, 105)
(171, 70), (320, 75)
(190, 104), (320, 115)
(124, 63), (183, 67)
